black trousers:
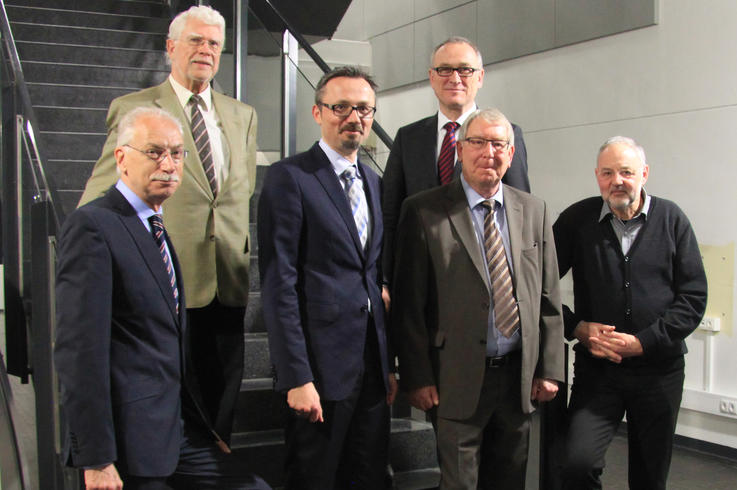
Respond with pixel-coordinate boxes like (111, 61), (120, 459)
(187, 298), (246, 443)
(562, 355), (685, 490)
(284, 321), (389, 490)
(119, 425), (271, 490)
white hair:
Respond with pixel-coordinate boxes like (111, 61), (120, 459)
(598, 136), (647, 166)
(168, 5), (225, 43)
(116, 107), (183, 147)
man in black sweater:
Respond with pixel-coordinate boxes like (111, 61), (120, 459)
(553, 136), (707, 490)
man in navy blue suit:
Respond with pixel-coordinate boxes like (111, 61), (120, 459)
(55, 107), (269, 490)
(258, 66), (397, 489)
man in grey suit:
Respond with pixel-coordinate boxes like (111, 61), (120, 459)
(382, 37), (530, 303)
(78, 5), (257, 442)
(391, 108), (564, 490)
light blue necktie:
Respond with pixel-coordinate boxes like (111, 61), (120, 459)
(342, 166), (369, 250)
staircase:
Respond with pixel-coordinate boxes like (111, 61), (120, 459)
(6, 0), (439, 487)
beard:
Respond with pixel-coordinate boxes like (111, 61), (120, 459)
(606, 188), (638, 214)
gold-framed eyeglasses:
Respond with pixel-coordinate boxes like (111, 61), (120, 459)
(318, 102), (376, 119)
(124, 144), (188, 163)
(462, 138), (509, 151)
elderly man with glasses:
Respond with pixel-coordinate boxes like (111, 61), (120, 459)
(391, 108), (563, 490)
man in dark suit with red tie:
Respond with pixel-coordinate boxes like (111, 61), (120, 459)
(382, 37), (530, 304)
(55, 107), (269, 490)
(258, 66), (397, 489)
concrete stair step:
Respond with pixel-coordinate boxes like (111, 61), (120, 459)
(17, 41), (167, 70)
(28, 83), (135, 109)
(233, 378), (286, 434)
(10, 23), (165, 50)
(5, 0), (166, 18)
(229, 418), (440, 489)
(243, 334), (270, 380)
(47, 160), (95, 191)
(244, 292), (264, 333)
(40, 132), (106, 161)
(22, 61), (169, 88)
(7, 5), (169, 32)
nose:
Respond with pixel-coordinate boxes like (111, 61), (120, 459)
(448, 69), (462, 83)
(346, 107), (362, 122)
(159, 151), (177, 171)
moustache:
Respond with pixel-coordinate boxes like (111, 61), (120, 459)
(151, 173), (180, 182)
(191, 58), (212, 66)
(340, 123), (364, 134)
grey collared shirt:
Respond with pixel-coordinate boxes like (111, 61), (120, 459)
(599, 190), (651, 255)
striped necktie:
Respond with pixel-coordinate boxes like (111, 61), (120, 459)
(437, 121), (459, 185)
(480, 200), (519, 338)
(188, 94), (218, 198)
(342, 165), (369, 250)
(149, 214), (179, 314)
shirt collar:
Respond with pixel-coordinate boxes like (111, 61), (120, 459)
(461, 173), (504, 211)
(319, 138), (362, 178)
(168, 74), (213, 112)
(116, 180), (159, 221)
(437, 104), (478, 133)
(599, 188), (651, 222)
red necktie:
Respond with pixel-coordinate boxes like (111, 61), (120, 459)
(437, 121), (459, 185)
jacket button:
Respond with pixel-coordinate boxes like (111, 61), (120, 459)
(624, 281), (630, 288)
(209, 235), (216, 241)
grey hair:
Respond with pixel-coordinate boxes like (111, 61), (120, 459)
(458, 108), (514, 147)
(168, 5), (225, 43)
(430, 36), (483, 68)
(598, 136), (647, 166)
(117, 107), (183, 147)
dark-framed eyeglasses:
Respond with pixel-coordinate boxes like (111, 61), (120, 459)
(462, 138), (509, 151)
(318, 102), (376, 119)
(432, 66), (480, 77)
(124, 144), (188, 163)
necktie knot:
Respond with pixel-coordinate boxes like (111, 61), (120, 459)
(444, 121), (460, 133)
(479, 199), (495, 214)
(189, 94), (203, 108)
(149, 214), (165, 232)
(342, 165), (357, 182)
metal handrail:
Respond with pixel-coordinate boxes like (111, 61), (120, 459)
(0, 0), (64, 228)
(260, 0), (394, 150)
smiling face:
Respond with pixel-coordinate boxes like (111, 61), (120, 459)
(429, 42), (484, 119)
(596, 143), (649, 220)
(312, 76), (376, 161)
(166, 18), (223, 93)
(115, 115), (184, 211)
(458, 117), (514, 198)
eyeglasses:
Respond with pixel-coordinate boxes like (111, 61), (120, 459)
(184, 35), (222, 52)
(462, 138), (509, 151)
(124, 144), (188, 163)
(318, 102), (376, 119)
(432, 66), (480, 77)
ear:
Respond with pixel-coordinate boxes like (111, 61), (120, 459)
(477, 67), (485, 88)
(166, 38), (176, 58)
(641, 164), (650, 184)
(312, 104), (322, 125)
(114, 147), (127, 174)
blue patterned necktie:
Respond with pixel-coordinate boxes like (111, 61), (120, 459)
(342, 165), (369, 250)
(149, 214), (180, 313)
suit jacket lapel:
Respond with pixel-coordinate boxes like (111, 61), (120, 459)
(212, 91), (242, 195)
(108, 188), (182, 325)
(358, 160), (380, 261)
(444, 181), (490, 292)
(310, 144), (366, 259)
(419, 114), (440, 187)
(153, 81), (212, 197)
(503, 185), (523, 291)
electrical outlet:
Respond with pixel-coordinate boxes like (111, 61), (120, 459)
(699, 317), (721, 332)
(730, 403), (737, 415)
(720, 400), (729, 413)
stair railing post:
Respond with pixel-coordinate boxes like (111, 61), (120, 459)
(234, 0), (248, 102)
(281, 30), (297, 158)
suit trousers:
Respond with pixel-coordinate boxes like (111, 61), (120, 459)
(187, 298), (246, 442)
(284, 318), (389, 490)
(119, 424), (271, 490)
(562, 355), (685, 490)
(435, 352), (530, 490)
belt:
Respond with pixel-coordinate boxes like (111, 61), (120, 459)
(485, 350), (521, 368)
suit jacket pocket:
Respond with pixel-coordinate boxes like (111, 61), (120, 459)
(113, 375), (165, 406)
